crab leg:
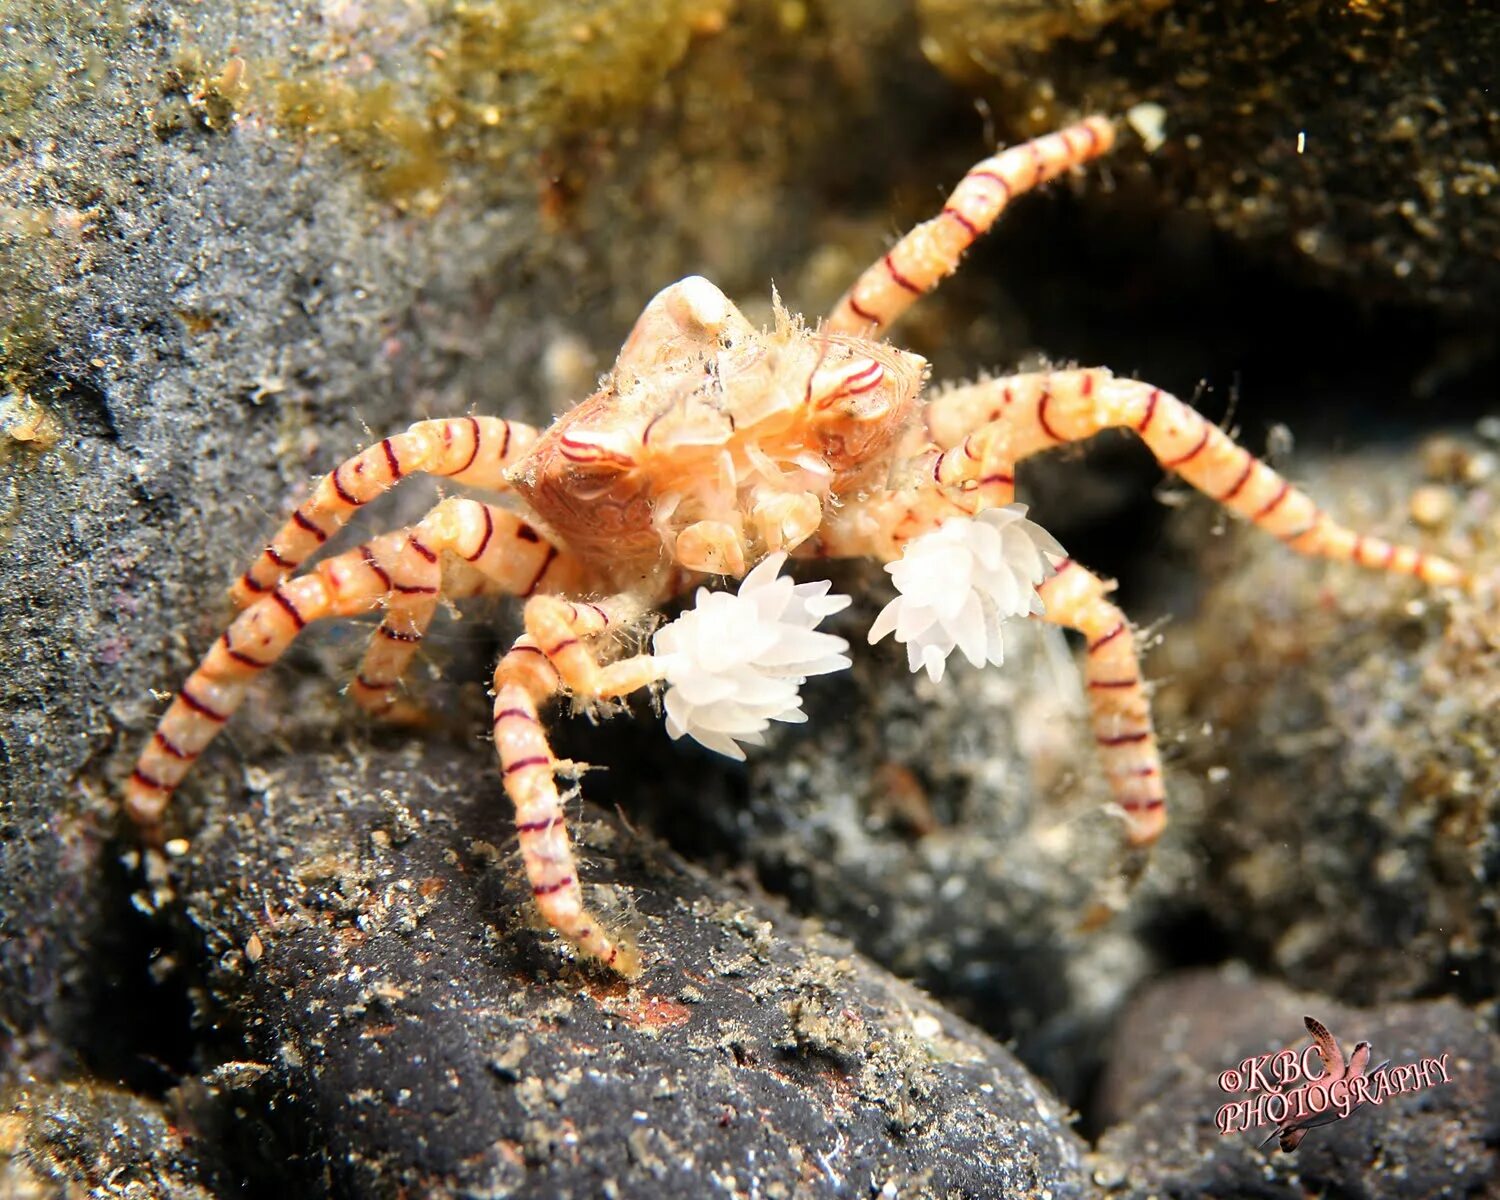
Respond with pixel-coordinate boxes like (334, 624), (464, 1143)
(928, 368), (1469, 588)
(125, 499), (586, 828)
(1034, 559), (1166, 845)
(233, 416), (538, 606)
(491, 594), (667, 977)
(826, 117), (1115, 337)
(347, 499), (588, 710)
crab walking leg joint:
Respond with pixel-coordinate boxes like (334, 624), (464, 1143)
(128, 111), (1472, 974)
(125, 500), (587, 827)
(232, 416), (538, 607)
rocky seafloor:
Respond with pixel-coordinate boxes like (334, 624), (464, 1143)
(3, 1), (1498, 1197)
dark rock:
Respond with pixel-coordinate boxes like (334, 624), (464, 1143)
(0, 1081), (220, 1200)
(159, 740), (1088, 1198)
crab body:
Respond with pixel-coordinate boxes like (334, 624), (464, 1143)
(126, 116), (1467, 976)
(511, 277), (927, 586)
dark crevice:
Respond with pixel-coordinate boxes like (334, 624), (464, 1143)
(73, 846), (196, 1096)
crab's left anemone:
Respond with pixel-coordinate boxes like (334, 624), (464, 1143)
(653, 553), (852, 759)
(868, 504), (1064, 682)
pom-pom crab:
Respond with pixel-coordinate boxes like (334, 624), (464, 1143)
(127, 117), (1467, 975)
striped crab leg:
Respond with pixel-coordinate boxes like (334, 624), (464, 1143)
(491, 594), (667, 977)
(1035, 559), (1166, 845)
(826, 117), (1116, 337)
(928, 369), (1469, 589)
(232, 416), (538, 607)
(125, 499), (586, 829)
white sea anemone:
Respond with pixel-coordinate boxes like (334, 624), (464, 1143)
(868, 505), (1064, 683)
(654, 553), (852, 760)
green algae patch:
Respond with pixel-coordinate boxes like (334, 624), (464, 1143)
(268, 0), (734, 210)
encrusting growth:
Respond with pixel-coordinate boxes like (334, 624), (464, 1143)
(127, 115), (1470, 973)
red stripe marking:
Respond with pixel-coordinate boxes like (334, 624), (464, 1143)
(1080, 373), (1094, 397)
(1253, 480), (1292, 519)
(464, 505), (494, 562)
(378, 623), (422, 643)
(1051, 557), (1073, 573)
(1410, 552), (1426, 578)
(1281, 521), (1320, 546)
(409, 537), (438, 563)
(516, 524), (540, 544)
(291, 509), (328, 543)
(239, 572), (269, 594)
(355, 674), (395, 691)
(942, 206), (980, 237)
(547, 637), (579, 656)
(448, 416), (479, 475)
(583, 602), (610, 625)
(532, 876), (574, 897)
(1217, 455), (1256, 502)
(1130, 766), (1159, 777)
(271, 586), (306, 630)
(509, 644), (546, 657)
(393, 581), (439, 595)
(265, 545), (292, 569)
(504, 755), (551, 777)
(604, 945), (619, 965)
(131, 767), (169, 791)
(931, 452), (946, 484)
(1122, 796), (1166, 811)
(962, 435), (979, 461)
(846, 295), (880, 324)
(180, 687), (229, 723)
(332, 464), (363, 507)
(883, 252), (922, 295)
(1081, 120), (1101, 153)
(525, 545), (558, 597)
(1088, 677), (1139, 689)
(221, 633), (270, 670)
(979, 472), (1014, 488)
(845, 367), (885, 395)
(1351, 534), (1366, 565)
(968, 169), (1013, 202)
(153, 730), (195, 760)
(515, 815), (560, 834)
(360, 544), (393, 590)
(381, 437), (403, 480)
(1088, 623), (1126, 653)
(1037, 389), (1062, 442)
(1163, 427), (1211, 469)
(1382, 542), (1397, 567)
(1138, 389), (1160, 434)
(1097, 730), (1150, 747)
(1028, 142), (1045, 185)
(492, 706), (537, 726)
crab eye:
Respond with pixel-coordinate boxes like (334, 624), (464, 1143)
(807, 356), (886, 414)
